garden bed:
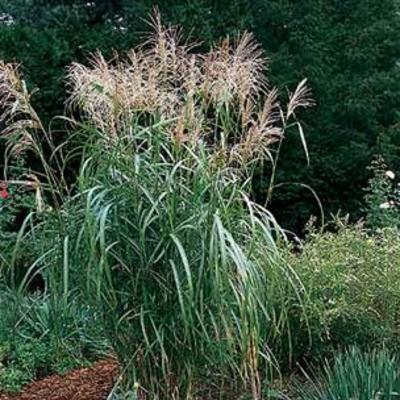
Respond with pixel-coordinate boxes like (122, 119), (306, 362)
(0, 360), (118, 400)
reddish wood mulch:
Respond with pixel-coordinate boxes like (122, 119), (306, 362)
(0, 359), (119, 400)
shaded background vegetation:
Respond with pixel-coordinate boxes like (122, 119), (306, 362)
(1, 0), (400, 231)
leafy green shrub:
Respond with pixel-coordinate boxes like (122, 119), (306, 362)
(0, 159), (37, 273)
(297, 347), (400, 400)
(281, 224), (400, 364)
(0, 339), (54, 392)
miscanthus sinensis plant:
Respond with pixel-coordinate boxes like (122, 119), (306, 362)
(0, 12), (312, 399)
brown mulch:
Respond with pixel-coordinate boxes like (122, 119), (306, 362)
(0, 359), (119, 400)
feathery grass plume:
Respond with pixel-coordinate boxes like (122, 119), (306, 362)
(0, 62), (67, 209)
(67, 12), (310, 174)
(286, 78), (313, 120)
(201, 31), (267, 110)
(0, 62), (40, 157)
(228, 88), (281, 165)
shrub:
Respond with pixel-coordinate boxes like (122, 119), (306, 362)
(281, 224), (400, 364)
(0, 162), (38, 280)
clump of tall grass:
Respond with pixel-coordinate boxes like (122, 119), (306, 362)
(0, 12), (311, 399)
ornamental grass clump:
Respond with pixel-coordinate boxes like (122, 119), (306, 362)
(0, 13), (311, 399)
(298, 347), (400, 400)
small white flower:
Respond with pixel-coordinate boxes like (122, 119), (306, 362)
(386, 170), (395, 179)
(380, 202), (391, 209)
(0, 13), (14, 26)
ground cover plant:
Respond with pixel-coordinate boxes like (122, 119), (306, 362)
(0, 285), (109, 392)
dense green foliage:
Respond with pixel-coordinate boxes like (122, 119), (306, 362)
(0, 288), (108, 392)
(281, 224), (400, 363)
(251, 0), (400, 229)
(1, 0), (399, 229)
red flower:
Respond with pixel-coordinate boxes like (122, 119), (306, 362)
(0, 190), (9, 199)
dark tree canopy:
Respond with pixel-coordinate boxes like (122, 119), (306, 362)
(250, 0), (400, 230)
(0, 0), (399, 231)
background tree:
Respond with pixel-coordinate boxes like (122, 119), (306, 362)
(250, 0), (400, 230)
(0, 0), (399, 231)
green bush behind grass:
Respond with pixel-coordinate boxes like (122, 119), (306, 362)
(279, 224), (400, 365)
